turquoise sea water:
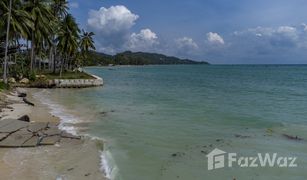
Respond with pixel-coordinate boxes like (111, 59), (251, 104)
(36, 65), (307, 180)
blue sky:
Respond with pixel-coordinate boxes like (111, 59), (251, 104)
(69, 0), (307, 64)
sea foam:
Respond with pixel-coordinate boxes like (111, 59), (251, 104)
(32, 90), (81, 135)
(100, 150), (119, 180)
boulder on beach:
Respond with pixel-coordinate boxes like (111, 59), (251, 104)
(17, 115), (30, 122)
(8, 78), (16, 83)
(35, 75), (46, 79)
(19, 78), (30, 84)
(18, 93), (27, 98)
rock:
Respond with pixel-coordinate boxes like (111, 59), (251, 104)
(0, 119), (15, 129)
(35, 75), (46, 79)
(201, 150), (207, 154)
(282, 134), (303, 141)
(0, 128), (33, 147)
(17, 115), (30, 122)
(171, 152), (185, 157)
(47, 122), (60, 127)
(99, 111), (107, 116)
(8, 77), (16, 83)
(0, 119), (28, 133)
(61, 132), (81, 140)
(67, 168), (74, 171)
(0, 133), (10, 141)
(19, 78), (30, 84)
(39, 135), (61, 145)
(235, 134), (251, 138)
(22, 136), (39, 147)
(42, 127), (62, 136)
(18, 93), (27, 98)
(28, 122), (48, 132)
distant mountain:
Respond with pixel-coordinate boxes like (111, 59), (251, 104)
(84, 51), (209, 66)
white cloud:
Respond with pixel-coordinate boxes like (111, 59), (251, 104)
(127, 29), (159, 51)
(87, 5), (139, 34)
(302, 23), (307, 31)
(87, 5), (140, 54)
(244, 26), (275, 37)
(277, 26), (296, 33)
(70, 2), (79, 8)
(221, 24), (307, 63)
(236, 26), (298, 39)
(175, 37), (199, 50)
(207, 32), (225, 45)
(276, 26), (298, 40)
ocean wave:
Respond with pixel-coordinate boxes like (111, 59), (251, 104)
(100, 150), (119, 180)
(32, 90), (81, 136)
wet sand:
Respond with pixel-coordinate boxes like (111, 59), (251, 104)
(0, 89), (106, 180)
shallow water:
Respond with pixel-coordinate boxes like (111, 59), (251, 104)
(37, 65), (307, 180)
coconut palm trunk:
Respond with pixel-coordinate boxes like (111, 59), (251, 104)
(53, 47), (57, 73)
(30, 30), (35, 71)
(3, 0), (12, 84)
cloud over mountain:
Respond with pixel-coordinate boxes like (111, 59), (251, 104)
(87, 5), (140, 53)
(206, 32), (225, 45)
(175, 37), (198, 50)
(86, 5), (307, 63)
(127, 29), (159, 51)
(88, 5), (139, 34)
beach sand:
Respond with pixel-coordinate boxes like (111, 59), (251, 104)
(0, 89), (106, 180)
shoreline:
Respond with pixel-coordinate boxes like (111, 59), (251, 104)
(0, 88), (107, 180)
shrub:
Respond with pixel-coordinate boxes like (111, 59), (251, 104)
(28, 71), (36, 81)
(0, 82), (10, 90)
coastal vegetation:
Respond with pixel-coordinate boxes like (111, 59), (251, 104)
(0, 0), (208, 90)
(85, 51), (209, 66)
(0, 0), (96, 88)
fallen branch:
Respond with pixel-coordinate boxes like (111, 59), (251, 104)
(23, 98), (35, 106)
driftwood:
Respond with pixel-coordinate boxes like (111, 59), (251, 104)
(23, 98), (35, 106)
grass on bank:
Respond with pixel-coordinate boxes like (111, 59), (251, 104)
(43, 71), (95, 80)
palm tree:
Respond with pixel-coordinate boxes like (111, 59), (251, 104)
(1, 0), (33, 41)
(1, 0), (92, 82)
(80, 30), (95, 52)
(51, 0), (68, 18)
(24, 0), (54, 71)
(2, 0), (12, 83)
(1, 0), (33, 72)
(79, 30), (95, 67)
(50, 0), (68, 72)
(57, 14), (79, 77)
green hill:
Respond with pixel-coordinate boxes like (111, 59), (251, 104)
(85, 51), (209, 66)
